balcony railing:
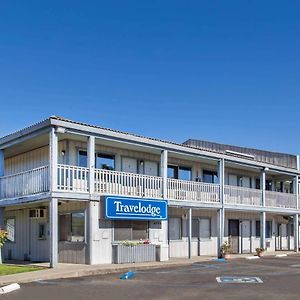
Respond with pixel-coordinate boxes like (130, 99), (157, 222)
(57, 164), (89, 192)
(265, 190), (297, 209)
(167, 179), (220, 203)
(224, 185), (262, 206)
(0, 166), (49, 199)
(0, 164), (298, 210)
(95, 169), (163, 199)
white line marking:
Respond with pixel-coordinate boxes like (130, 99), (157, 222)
(0, 283), (20, 294)
(246, 256), (260, 260)
(276, 254), (287, 257)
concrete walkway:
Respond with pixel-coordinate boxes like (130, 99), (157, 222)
(0, 251), (298, 286)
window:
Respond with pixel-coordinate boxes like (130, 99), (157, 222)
(96, 154), (115, 170)
(114, 221), (148, 241)
(78, 150), (87, 167)
(59, 212), (85, 242)
(192, 218), (211, 239)
(266, 221), (272, 238)
(169, 217), (182, 240)
(203, 170), (218, 184)
(256, 220), (260, 237)
(168, 165), (192, 181)
(256, 220), (272, 238)
(179, 167), (192, 181)
(38, 223), (46, 240)
(168, 165), (178, 179)
(255, 179), (260, 190)
(5, 218), (15, 242)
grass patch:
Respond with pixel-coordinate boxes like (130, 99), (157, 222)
(0, 264), (44, 276)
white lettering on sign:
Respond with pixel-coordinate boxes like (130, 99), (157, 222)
(114, 201), (161, 217)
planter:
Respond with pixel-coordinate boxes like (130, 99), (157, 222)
(113, 244), (156, 264)
(223, 253), (230, 260)
(257, 252), (265, 257)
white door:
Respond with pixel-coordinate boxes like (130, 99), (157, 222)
(144, 161), (158, 176)
(121, 157), (137, 173)
(241, 220), (251, 253)
(281, 224), (288, 250)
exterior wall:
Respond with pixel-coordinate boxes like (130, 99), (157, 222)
(3, 205), (50, 262)
(168, 207), (218, 258)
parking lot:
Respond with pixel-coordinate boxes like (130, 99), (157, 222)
(5, 254), (300, 300)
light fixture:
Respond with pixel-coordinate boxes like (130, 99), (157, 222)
(61, 150), (66, 156)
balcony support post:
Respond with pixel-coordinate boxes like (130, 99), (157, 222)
(260, 211), (266, 249)
(294, 176), (299, 210)
(49, 197), (58, 268)
(188, 208), (192, 259)
(49, 128), (58, 192)
(160, 150), (168, 198)
(294, 214), (299, 252)
(87, 136), (95, 194)
(217, 158), (225, 256)
(0, 149), (4, 199)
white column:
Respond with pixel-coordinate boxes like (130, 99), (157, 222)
(217, 159), (225, 256)
(87, 136), (95, 194)
(49, 128), (58, 192)
(188, 207), (192, 259)
(49, 198), (58, 268)
(160, 150), (168, 198)
(294, 176), (299, 210)
(0, 149), (4, 199)
(260, 212), (266, 249)
(260, 170), (266, 249)
(87, 201), (99, 264)
(160, 150), (169, 261)
(294, 214), (299, 252)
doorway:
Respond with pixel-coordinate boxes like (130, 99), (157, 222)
(241, 220), (251, 253)
(228, 219), (239, 253)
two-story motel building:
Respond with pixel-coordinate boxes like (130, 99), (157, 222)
(0, 116), (299, 267)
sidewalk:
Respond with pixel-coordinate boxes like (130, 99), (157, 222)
(0, 251), (298, 286)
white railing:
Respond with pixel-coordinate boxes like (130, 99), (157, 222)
(57, 164), (89, 192)
(224, 185), (262, 206)
(167, 179), (220, 203)
(95, 169), (163, 199)
(265, 190), (297, 209)
(0, 166), (49, 199)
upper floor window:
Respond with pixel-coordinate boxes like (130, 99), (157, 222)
(78, 150), (115, 170)
(167, 165), (191, 181)
(78, 150), (87, 167)
(96, 154), (115, 170)
(203, 170), (218, 184)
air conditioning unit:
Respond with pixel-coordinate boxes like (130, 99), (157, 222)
(29, 209), (47, 219)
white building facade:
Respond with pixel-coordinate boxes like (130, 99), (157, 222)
(0, 116), (299, 267)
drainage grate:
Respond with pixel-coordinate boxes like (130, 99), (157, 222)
(216, 276), (263, 283)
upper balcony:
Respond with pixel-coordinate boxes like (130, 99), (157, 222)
(0, 164), (297, 211)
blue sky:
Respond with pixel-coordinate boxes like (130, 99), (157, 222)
(0, 1), (299, 154)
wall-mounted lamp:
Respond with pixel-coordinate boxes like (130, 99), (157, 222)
(140, 160), (144, 166)
(61, 150), (66, 156)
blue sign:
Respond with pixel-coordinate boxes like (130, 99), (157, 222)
(105, 196), (168, 220)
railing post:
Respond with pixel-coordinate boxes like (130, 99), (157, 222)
(217, 158), (225, 256)
(49, 128), (58, 192)
(160, 150), (168, 198)
(0, 149), (4, 199)
(260, 169), (266, 249)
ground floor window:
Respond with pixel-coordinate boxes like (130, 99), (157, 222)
(114, 220), (149, 241)
(256, 220), (272, 238)
(5, 218), (15, 242)
(169, 217), (182, 240)
(192, 218), (211, 240)
(59, 212), (85, 242)
(38, 223), (47, 240)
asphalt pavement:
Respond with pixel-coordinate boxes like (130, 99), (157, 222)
(4, 255), (300, 300)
